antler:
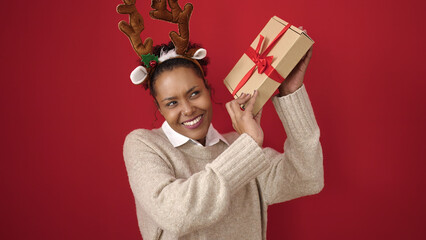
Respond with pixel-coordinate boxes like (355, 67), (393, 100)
(117, 0), (153, 57)
(150, 0), (193, 55)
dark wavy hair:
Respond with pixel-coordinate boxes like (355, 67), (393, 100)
(147, 41), (210, 97)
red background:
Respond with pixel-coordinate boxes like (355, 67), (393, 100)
(1, 0), (425, 239)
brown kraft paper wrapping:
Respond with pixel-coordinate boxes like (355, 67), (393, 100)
(224, 16), (314, 114)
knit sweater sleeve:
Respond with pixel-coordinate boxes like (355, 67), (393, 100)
(123, 131), (269, 236)
(256, 84), (324, 205)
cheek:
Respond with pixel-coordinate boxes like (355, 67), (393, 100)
(193, 97), (210, 110)
(203, 96), (213, 111)
(161, 108), (180, 123)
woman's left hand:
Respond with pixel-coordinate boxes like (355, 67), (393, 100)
(278, 28), (313, 96)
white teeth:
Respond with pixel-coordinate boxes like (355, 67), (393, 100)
(183, 115), (202, 126)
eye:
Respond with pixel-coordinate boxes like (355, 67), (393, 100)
(166, 101), (177, 108)
(190, 91), (200, 98)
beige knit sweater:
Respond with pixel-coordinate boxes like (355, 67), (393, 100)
(123, 85), (324, 240)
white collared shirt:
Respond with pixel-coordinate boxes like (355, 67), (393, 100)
(161, 121), (229, 147)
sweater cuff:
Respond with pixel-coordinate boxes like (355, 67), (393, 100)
(272, 84), (319, 140)
(207, 134), (269, 194)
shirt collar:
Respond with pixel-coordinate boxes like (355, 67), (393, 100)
(161, 121), (229, 147)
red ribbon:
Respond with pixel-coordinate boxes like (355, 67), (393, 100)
(232, 23), (292, 96)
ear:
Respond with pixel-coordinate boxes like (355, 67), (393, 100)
(130, 66), (148, 85)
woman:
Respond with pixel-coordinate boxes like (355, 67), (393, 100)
(118, 1), (323, 239)
(123, 45), (323, 240)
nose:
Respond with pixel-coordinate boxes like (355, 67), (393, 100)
(181, 100), (195, 116)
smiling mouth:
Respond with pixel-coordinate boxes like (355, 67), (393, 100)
(182, 115), (203, 127)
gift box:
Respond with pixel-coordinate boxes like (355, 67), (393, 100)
(223, 16), (314, 114)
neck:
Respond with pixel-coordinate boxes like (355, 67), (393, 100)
(198, 137), (206, 146)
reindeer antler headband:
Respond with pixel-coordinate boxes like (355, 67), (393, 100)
(117, 0), (207, 86)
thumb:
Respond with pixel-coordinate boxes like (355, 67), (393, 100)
(244, 90), (259, 114)
(254, 108), (262, 125)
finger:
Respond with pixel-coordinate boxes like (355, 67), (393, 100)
(226, 101), (236, 118)
(230, 100), (244, 117)
(237, 93), (251, 111)
(229, 101), (243, 132)
(244, 90), (259, 114)
(254, 108), (263, 124)
(298, 26), (308, 34)
(225, 102), (238, 131)
(235, 93), (251, 105)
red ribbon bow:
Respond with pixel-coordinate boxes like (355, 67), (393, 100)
(232, 23), (292, 96)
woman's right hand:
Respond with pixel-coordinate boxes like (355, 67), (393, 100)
(225, 90), (264, 147)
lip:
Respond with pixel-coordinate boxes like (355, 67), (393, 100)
(181, 114), (204, 129)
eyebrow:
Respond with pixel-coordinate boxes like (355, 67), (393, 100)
(161, 86), (198, 102)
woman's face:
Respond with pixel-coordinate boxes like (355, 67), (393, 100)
(154, 66), (212, 145)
